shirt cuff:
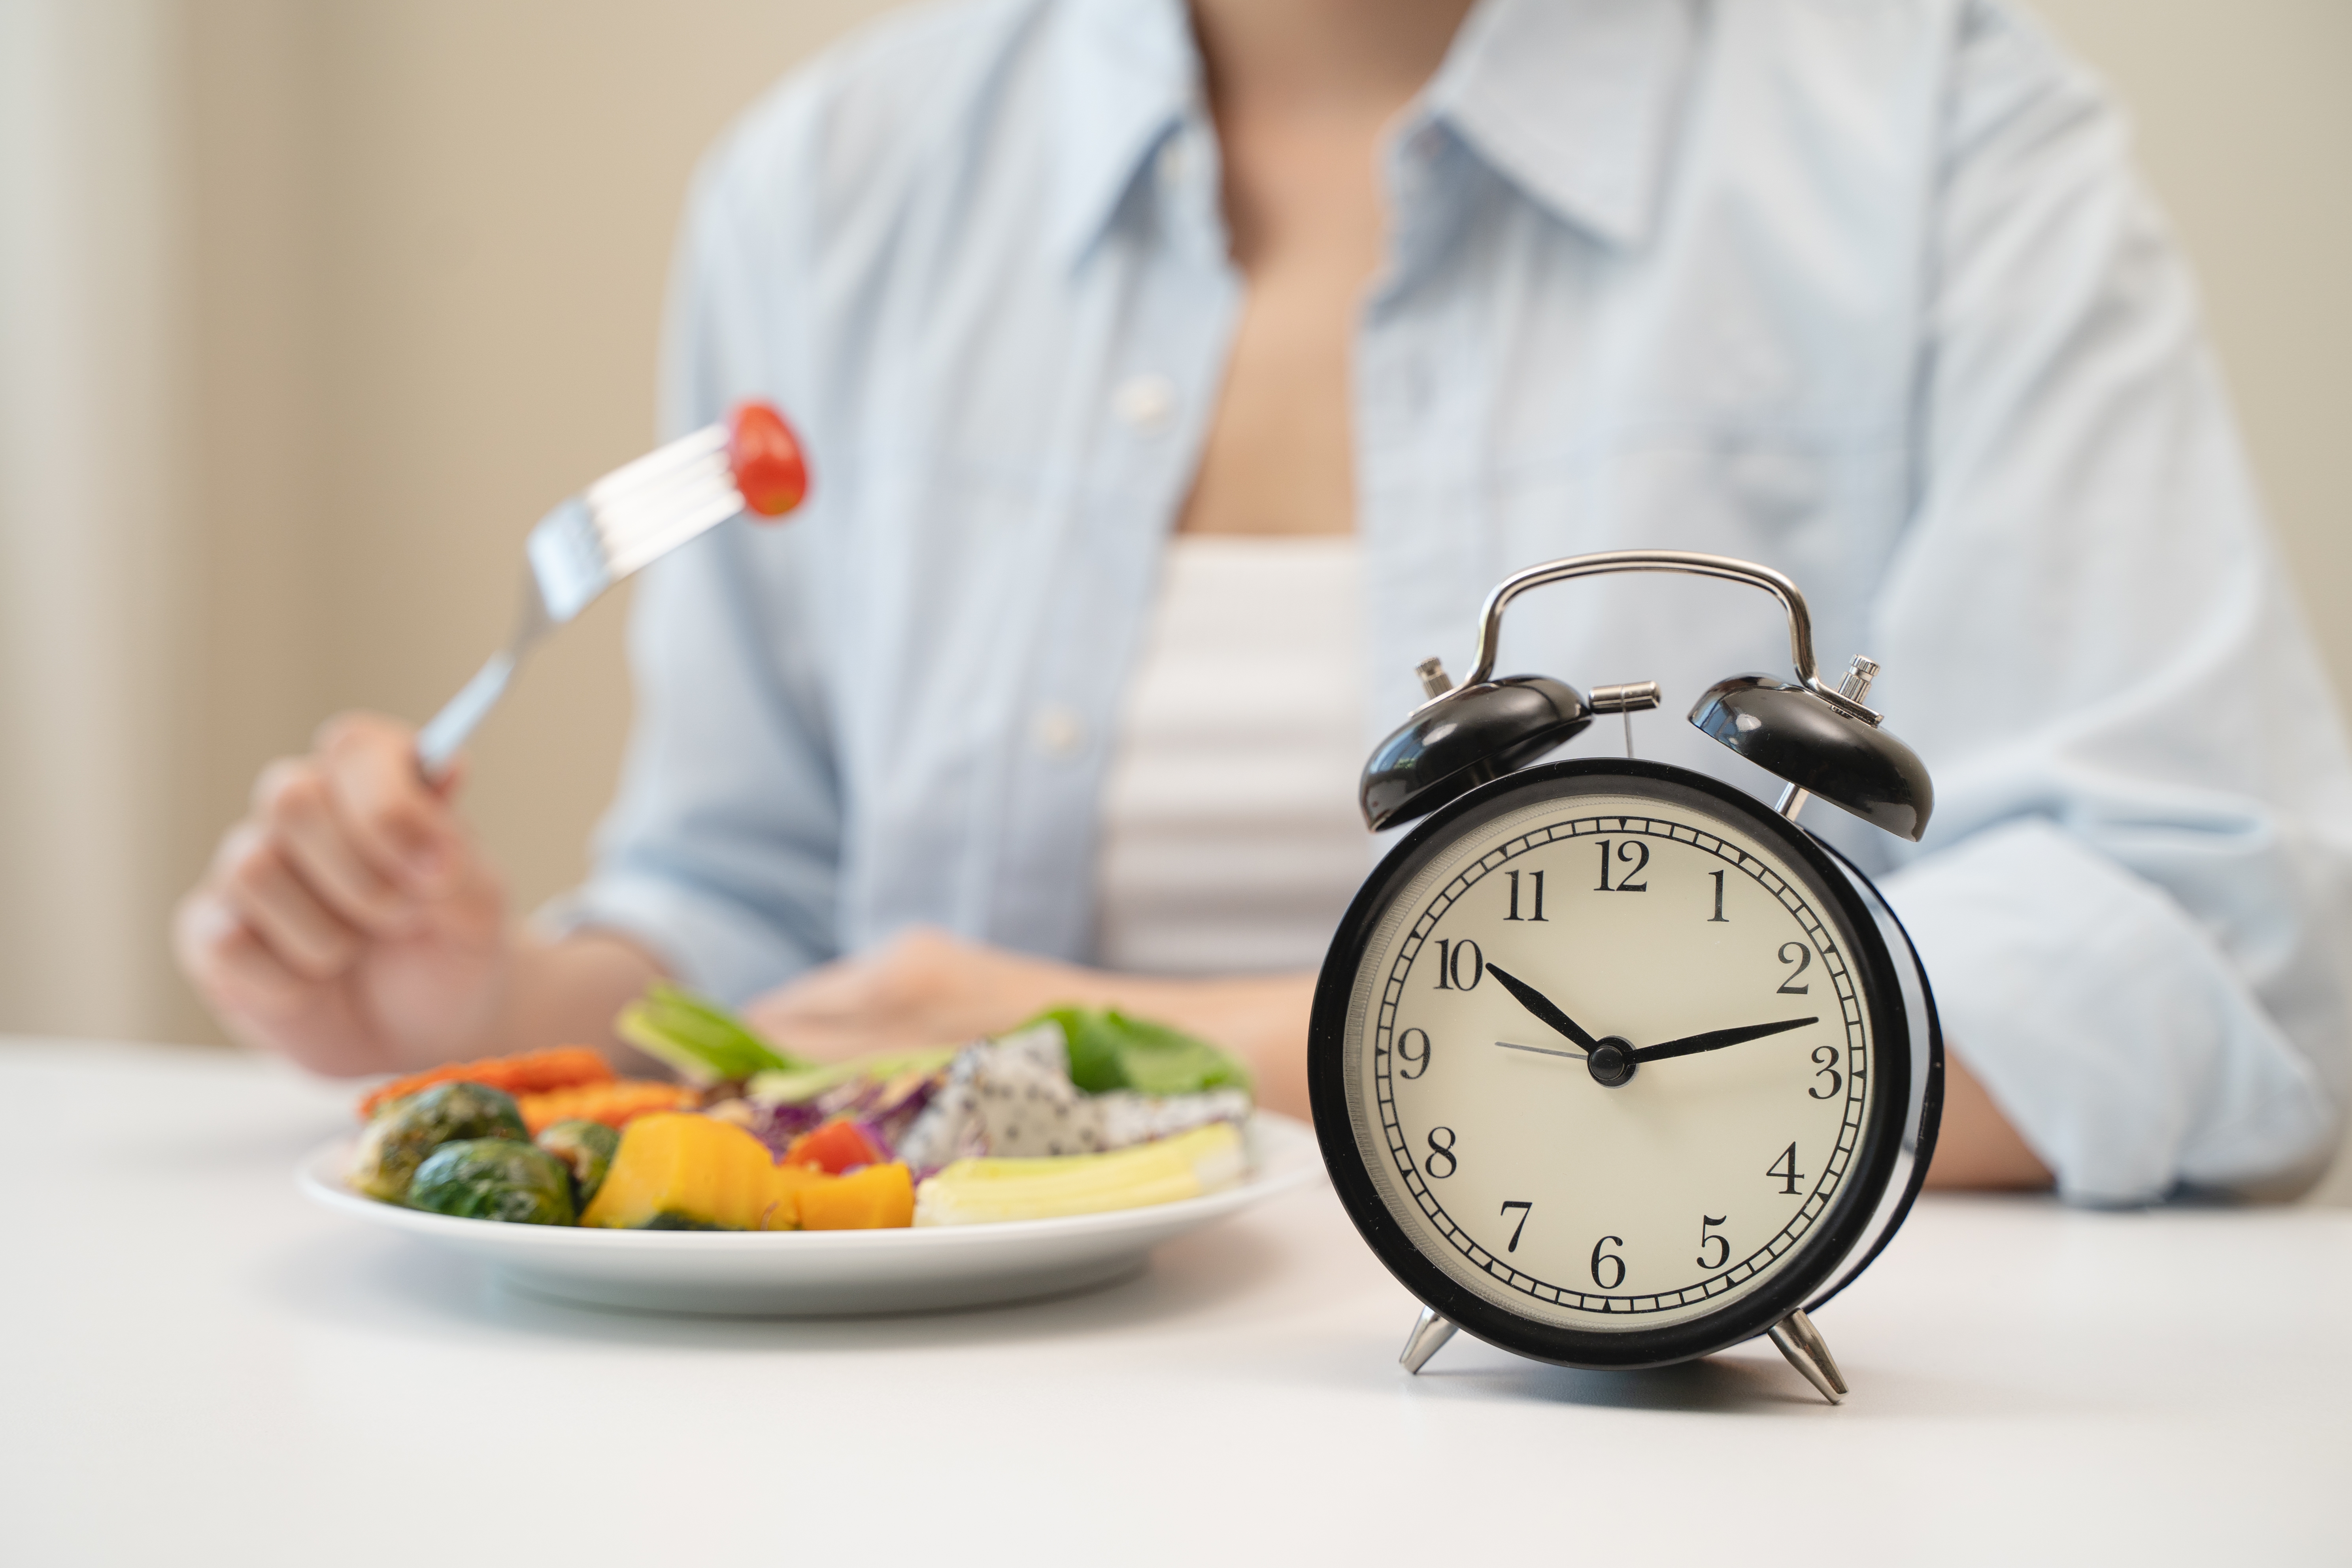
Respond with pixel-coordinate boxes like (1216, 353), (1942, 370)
(536, 872), (813, 1009)
(1880, 817), (2336, 1204)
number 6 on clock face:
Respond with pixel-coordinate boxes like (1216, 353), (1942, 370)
(1310, 759), (1932, 1372)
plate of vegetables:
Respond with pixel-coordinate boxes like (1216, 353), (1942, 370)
(298, 988), (1322, 1315)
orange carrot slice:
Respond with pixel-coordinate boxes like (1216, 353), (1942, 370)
(515, 1080), (700, 1137)
(356, 1046), (615, 1120)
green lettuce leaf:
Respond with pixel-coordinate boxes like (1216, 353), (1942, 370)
(1031, 1006), (1253, 1098)
(614, 983), (807, 1085)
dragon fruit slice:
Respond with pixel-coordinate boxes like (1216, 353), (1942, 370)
(895, 1021), (1252, 1171)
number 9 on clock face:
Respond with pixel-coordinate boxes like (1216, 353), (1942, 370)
(1308, 760), (1934, 1370)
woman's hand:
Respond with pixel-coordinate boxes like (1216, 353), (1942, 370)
(1924, 1053), (2053, 1190)
(742, 928), (1098, 1060)
(174, 713), (513, 1076)
(744, 928), (1317, 1117)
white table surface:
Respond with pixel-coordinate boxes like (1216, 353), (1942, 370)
(4, 1039), (2346, 1567)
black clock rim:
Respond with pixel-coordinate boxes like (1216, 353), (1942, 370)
(1307, 757), (1914, 1370)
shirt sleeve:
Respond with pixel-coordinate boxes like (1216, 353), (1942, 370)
(541, 101), (846, 1006)
(1871, 2), (2352, 1202)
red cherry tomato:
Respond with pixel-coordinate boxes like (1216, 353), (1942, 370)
(783, 1117), (886, 1175)
(728, 400), (809, 519)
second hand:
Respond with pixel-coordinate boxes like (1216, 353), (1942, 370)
(1495, 1040), (1587, 1060)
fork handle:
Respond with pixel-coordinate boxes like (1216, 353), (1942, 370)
(415, 649), (516, 782)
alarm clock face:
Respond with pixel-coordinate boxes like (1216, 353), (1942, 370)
(1313, 760), (1912, 1367)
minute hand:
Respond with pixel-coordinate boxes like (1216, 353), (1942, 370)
(1482, 964), (1600, 1052)
(1627, 1017), (1819, 1064)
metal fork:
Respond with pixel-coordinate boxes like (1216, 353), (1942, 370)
(414, 410), (788, 779)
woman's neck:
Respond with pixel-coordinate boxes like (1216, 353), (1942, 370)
(1170, 0), (1473, 538)
(1188, 0), (1474, 125)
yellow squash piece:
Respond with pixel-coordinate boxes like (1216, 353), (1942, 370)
(580, 1112), (798, 1230)
(796, 1162), (916, 1230)
(913, 1121), (1246, 1226)
(761, 1163), (833, 1230)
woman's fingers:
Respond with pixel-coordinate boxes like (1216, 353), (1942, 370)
(173, 884), (314, 1019)
(755, 933), (949, 1032)
(241, 715), (476, 944)
(744, 930), (1086, 1057)
(314, 713), (461, 891)
(213, 821), (363, 979)
(746, 953), (918, 1059)
(173, 887), (399, 1075)
(254, 758), (412, 934)
(761, 955), (889, 1023)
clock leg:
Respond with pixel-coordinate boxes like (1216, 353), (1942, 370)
(1769, 1308), (1849, 1405)
(1399, 1306), (1458, 1374)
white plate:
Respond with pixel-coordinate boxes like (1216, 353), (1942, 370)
(296, 1113), (1324, 1316)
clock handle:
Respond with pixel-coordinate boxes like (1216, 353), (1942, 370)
(1769, 1308), (1850, 1404)
(1438, 547), (1932, 842)
(1461, 550), (1879, 725)
(1399, 1306), (1458, 1374)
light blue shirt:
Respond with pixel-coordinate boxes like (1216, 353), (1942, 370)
(560, 0), (2352, 1204)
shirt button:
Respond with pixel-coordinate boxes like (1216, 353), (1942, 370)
(1113, 373), (1177, 434)
(1157, 136), (1192, 188)
(1031, 704), (1087, 758)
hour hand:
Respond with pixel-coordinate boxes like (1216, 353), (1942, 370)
(1628, 1017), (1819, 1064)
(1483, 964), (1599, 1052)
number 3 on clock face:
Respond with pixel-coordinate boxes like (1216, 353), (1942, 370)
(1310, 760), (1920, 1370)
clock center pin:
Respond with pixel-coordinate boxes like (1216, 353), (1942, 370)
(1586, 1036), (1637, 1087)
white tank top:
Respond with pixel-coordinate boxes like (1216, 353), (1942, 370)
(1095, 535), (1370, 976)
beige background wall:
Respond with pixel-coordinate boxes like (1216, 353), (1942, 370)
(4, 2), (2348, 1190)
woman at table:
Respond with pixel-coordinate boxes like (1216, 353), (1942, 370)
(175, 0), (2352, 1207)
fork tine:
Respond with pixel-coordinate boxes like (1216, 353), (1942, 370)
(592, 444), (729, 503)
(584, 423), (729, 509)
(590, 447), (733, 518)
(589, 455), (738, 549)
(527, 496), (612, 625)
(596, 478), (748, 578)
(598, 472), (739, 536)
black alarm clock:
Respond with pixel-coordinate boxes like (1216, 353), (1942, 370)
(1308, 551), (1943, 1404)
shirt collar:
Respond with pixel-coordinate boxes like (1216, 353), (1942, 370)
(1046, 0), (1200, 267)
(1423, 0), (1697, 251)
(1045, 0), (1697, 265)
